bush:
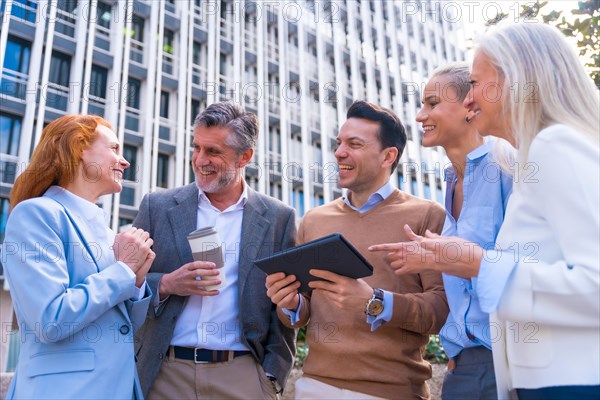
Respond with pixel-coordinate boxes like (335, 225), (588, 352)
(424, 334), (448, 364)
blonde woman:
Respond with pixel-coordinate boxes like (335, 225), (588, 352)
(372, 23), (599, 399)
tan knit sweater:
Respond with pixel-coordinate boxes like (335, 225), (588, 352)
(278, 189), (448, 399)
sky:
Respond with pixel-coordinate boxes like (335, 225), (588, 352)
(457, 0), (586, 59)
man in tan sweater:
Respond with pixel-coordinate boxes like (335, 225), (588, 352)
(266, 100), (448, 399)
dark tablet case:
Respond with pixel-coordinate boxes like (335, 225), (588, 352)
(254, 233), (374, 292)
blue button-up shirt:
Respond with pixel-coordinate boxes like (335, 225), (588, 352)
(439, 141), (513, 358)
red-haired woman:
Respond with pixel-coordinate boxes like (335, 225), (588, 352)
(3, 114), (155, 399)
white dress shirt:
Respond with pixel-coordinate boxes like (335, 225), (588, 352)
(170, 183), (249, 351)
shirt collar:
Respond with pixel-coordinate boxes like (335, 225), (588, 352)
(342, 181), (394, 212)
(444, 141), (493, 182)
(197, 180), (249, 212)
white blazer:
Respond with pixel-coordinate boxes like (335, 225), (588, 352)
(476, 125), (600, 398)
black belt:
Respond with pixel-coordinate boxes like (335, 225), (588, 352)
(171, 346), (251, 364)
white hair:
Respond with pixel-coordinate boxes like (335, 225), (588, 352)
(478, 22), (599, 170)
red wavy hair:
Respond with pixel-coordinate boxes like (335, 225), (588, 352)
(10, 114), (111, 208)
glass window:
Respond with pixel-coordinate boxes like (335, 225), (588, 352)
(97, 1), (112, 30)
(131, 15), (144, 42)
(10, 0), (38, 23)
(160, 91), (169, 118)
(126, 77), (141, 109)
(3, 36), (31, 73)
(163, 29), (174, 54)
(57, 0), (78, 14)
(0, 197), (9, 242)
(0, 113), (22, 156)
(192, 41), (202, 65)
(122, 144), (137, 182)
(157, 153), (169, 188)
(191, 99), (200, 124)
(90, 64), (108, 98)
(49, 51), (71, 86)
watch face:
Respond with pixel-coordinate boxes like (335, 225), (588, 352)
(368, 300), (384, 316)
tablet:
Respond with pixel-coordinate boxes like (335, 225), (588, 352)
(254, 233), (374, 292)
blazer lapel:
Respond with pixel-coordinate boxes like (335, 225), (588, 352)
(167, 185), (199, 266)
(238, 189), (270, 300)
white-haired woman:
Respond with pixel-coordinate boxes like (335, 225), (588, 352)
(373, 23), (599, 399)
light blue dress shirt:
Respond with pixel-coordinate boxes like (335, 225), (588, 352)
(283, 181), (395, 330)
(439, 142), (513, 358)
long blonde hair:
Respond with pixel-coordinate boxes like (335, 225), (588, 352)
(478, 23), (599, 167)
(10, 114), (111, 208)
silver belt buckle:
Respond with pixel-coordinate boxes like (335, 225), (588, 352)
(193, 348), (209, 364)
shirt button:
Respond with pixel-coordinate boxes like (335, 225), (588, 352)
(119, 325), (130, 335)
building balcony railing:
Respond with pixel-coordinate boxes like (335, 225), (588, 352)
(267, 41), (279, 64)
(125, 107), (141, 134)
(94, 25), (111, 53)
(220, 18), (234, 43)
(130, 39), (144, 65)
(162, 52), (176, 77)
(268, 151), (282, 175)
(289, 105), (301, 125)
(159, 117), (174, 142)
(87, 96), (106, 117)
(244, 31), (257, 53)
(310, 114), (320, 131)
(191, 65), (208, 88)
(193, 3), (209, 30)
(9, 0), (37, 24)
(288, 47), (299, 73)
(0, 69), (28, 103)
(55, 8), (77, 39)
(0, 154), (18, 185)
(45, 83), (69, 112)
(268, 93), (280, 114)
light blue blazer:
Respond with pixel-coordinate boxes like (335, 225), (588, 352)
(2, 186), (151, 399)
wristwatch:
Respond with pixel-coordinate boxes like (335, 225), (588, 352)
(365, 288), (384, 317)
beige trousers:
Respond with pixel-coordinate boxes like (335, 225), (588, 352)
(148, 349), (276, 400)
(294, 376), (384, 399)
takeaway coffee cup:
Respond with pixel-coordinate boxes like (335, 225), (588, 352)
(187, 227), (225, 290)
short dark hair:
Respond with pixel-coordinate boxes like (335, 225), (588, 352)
(193, 101), (258, 154)
(346, 100), (406, 173)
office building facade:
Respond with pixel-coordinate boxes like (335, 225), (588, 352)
(0, 0), (465, 371)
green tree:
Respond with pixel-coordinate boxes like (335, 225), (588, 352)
(487, 1), (599, 88)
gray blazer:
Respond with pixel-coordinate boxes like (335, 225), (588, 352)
(133, 183), (297, 397)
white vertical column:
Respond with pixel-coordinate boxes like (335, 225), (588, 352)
(359, 0), (376, 102)
(79, 0), (98, 115)
(17, 0), (46, 166)
(386, 1), (404, 188)
(277, 9), (290, 205)
(32, 0), (58, 147)
(0, 0), (14, 85)
(330, 11), (346, 125)
(69, 0), (91, 113)
(206, 0), (218, 105)
(150, 1), (166, 193)
(315, 7), (331, 203)
(139, 1), (159, 197)
(297, 17), (311, 215)
(110, 0), (135, 229)
(374, 0), (390, 107)
(183, 1), (195, 185)
(345, 1), (360, 100)
(175, 1), (191, 186)
(255, 0), (267, 194)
